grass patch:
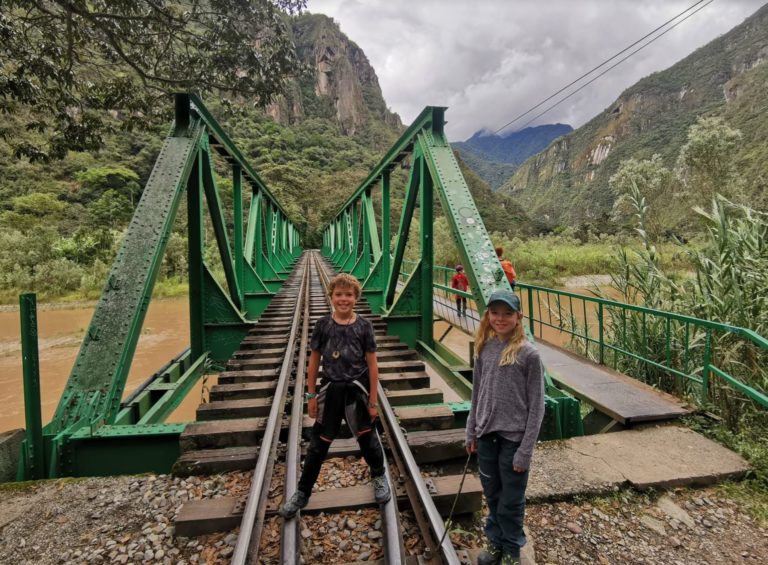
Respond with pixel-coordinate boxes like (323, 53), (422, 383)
(487, 234), (693, 288)
(0, 279), (189, 306)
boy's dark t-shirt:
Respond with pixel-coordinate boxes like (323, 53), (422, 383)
(310, 314), (377, 386)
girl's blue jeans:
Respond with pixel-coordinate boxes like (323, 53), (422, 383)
(477, 433), (529, 558)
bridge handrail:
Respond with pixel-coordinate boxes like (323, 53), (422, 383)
(417, 263), (768, 410)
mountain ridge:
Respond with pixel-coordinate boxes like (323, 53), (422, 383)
(500, 3), (768, 227)
(452, 123), (572, 189)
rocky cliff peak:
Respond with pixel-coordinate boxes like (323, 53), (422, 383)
(267, 14), (402, 135)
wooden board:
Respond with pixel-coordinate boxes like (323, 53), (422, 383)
(538, 340), (692, 424)
(174, 474), (482, 537)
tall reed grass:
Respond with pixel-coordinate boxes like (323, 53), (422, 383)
(601, 184), (768, 429)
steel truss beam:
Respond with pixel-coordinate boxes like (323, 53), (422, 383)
(321, 106), (583, 440)
(18, 94), (301, 479)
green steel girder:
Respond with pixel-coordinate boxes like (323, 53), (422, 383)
(114, 348), (195, 425)
(233, 166), (245, 308)
(22, 94), (301, 479)
(64, 423), (185, 477)
(364, 189), (382, 263)
(201, 140), (242, 310)
(202, 267), (251, 363)
(50, 118), (205, 435)
(418, 122), (510, 313)
(385, 151), (422, 309)
(245, 190), (263, 272)
(419, 143), (435, 348)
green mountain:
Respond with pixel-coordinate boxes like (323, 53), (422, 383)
(452, 124), (572, 190)
(0, 11), (517, 300)
(0, 12), (407, 299)
(500, 4), (768, 227)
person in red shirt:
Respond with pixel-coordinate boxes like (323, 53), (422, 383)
(496, 247), (517, 289)
(451, 264), (470, 316)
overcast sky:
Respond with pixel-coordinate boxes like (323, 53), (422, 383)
(306, 0), (766, 141)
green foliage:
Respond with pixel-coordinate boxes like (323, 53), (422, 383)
(454, 147), (518, 190)
(0, 0), (306, 160)
(602, 194), (768, 429)
(610, 155), (683, 241)
(676, 117), (745, 205)
(75, 167), (140, 205)
(488, 231), (686, 287)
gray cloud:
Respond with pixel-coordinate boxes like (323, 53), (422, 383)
(307, 0), (766, 140)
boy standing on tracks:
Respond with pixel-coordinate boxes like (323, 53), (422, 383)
(451, 264), (470, 316)
(279, 273), (391, 518)
(466, 290), (545, 565)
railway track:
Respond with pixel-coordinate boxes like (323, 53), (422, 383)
(173, 251), (483, 564)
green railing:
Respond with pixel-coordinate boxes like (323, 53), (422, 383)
(517, 283), (768, 410)
(408, 262), (768, 414)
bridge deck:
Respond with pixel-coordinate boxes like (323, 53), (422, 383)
(536, 341), (691, 425)
(433, 301), (691, 425)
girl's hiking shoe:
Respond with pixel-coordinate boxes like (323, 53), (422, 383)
(371, 475), (391, 503)
(278, 491), (308, 519)
(477, 544), (502, 565)
(501, 554), (520, 565)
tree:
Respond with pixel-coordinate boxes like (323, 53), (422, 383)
(75, 166), (140, 204)
(0, 0), (306, 161)
(676, 116), (744, 205)
(609, 155), (681, 241)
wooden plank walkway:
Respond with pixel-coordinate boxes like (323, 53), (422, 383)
(537, 341), (692, 425)
(431, 297), (692, 425)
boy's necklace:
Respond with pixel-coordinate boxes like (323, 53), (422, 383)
(331, 313), (356, 359)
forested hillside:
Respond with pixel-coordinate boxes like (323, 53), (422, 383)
(0, 12), (404, 301)
(0, 11), (517, 302)
(501, 3), (768, 228)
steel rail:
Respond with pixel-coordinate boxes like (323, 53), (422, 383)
(313, 257), (407, 564)
(377, 389), (462, 565)
(280, 252), (314, 564)
(231, 255), (310, 565)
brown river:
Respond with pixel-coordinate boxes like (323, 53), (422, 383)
(0, 298), (201, 433)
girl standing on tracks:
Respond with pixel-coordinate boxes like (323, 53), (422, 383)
(279, 273), (391, 518)
(466, 289), (545, 565)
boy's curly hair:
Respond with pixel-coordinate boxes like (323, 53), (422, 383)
(327, 273), (361, 299)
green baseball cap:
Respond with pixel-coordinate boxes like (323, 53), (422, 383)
(488, 289), (521, 312)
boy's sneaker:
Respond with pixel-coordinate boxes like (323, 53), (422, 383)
(278, 491), (308, 519)
(501, 553), (520, 565)
(477, 543), (502, 565)
(371, 475), (391, 503)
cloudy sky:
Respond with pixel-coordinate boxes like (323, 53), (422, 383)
(306, 0), (766, 140)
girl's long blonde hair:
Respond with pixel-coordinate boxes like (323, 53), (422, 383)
(475, 309), (526, 366)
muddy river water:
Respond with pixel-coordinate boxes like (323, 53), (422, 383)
(0, 298), (200, 433)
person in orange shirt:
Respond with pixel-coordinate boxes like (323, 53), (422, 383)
(451, 264), (470, 316)
(496, 247), (517, 289)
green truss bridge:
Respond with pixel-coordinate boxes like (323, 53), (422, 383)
(14, 94), (768, 480)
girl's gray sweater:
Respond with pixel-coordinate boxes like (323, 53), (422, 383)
(466, 338), (545, 469)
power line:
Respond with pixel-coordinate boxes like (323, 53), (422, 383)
(513, 0), (715, 131)
(492, 0), (714, 135)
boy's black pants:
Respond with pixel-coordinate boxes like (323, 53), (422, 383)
(297, 424), (385, 497)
